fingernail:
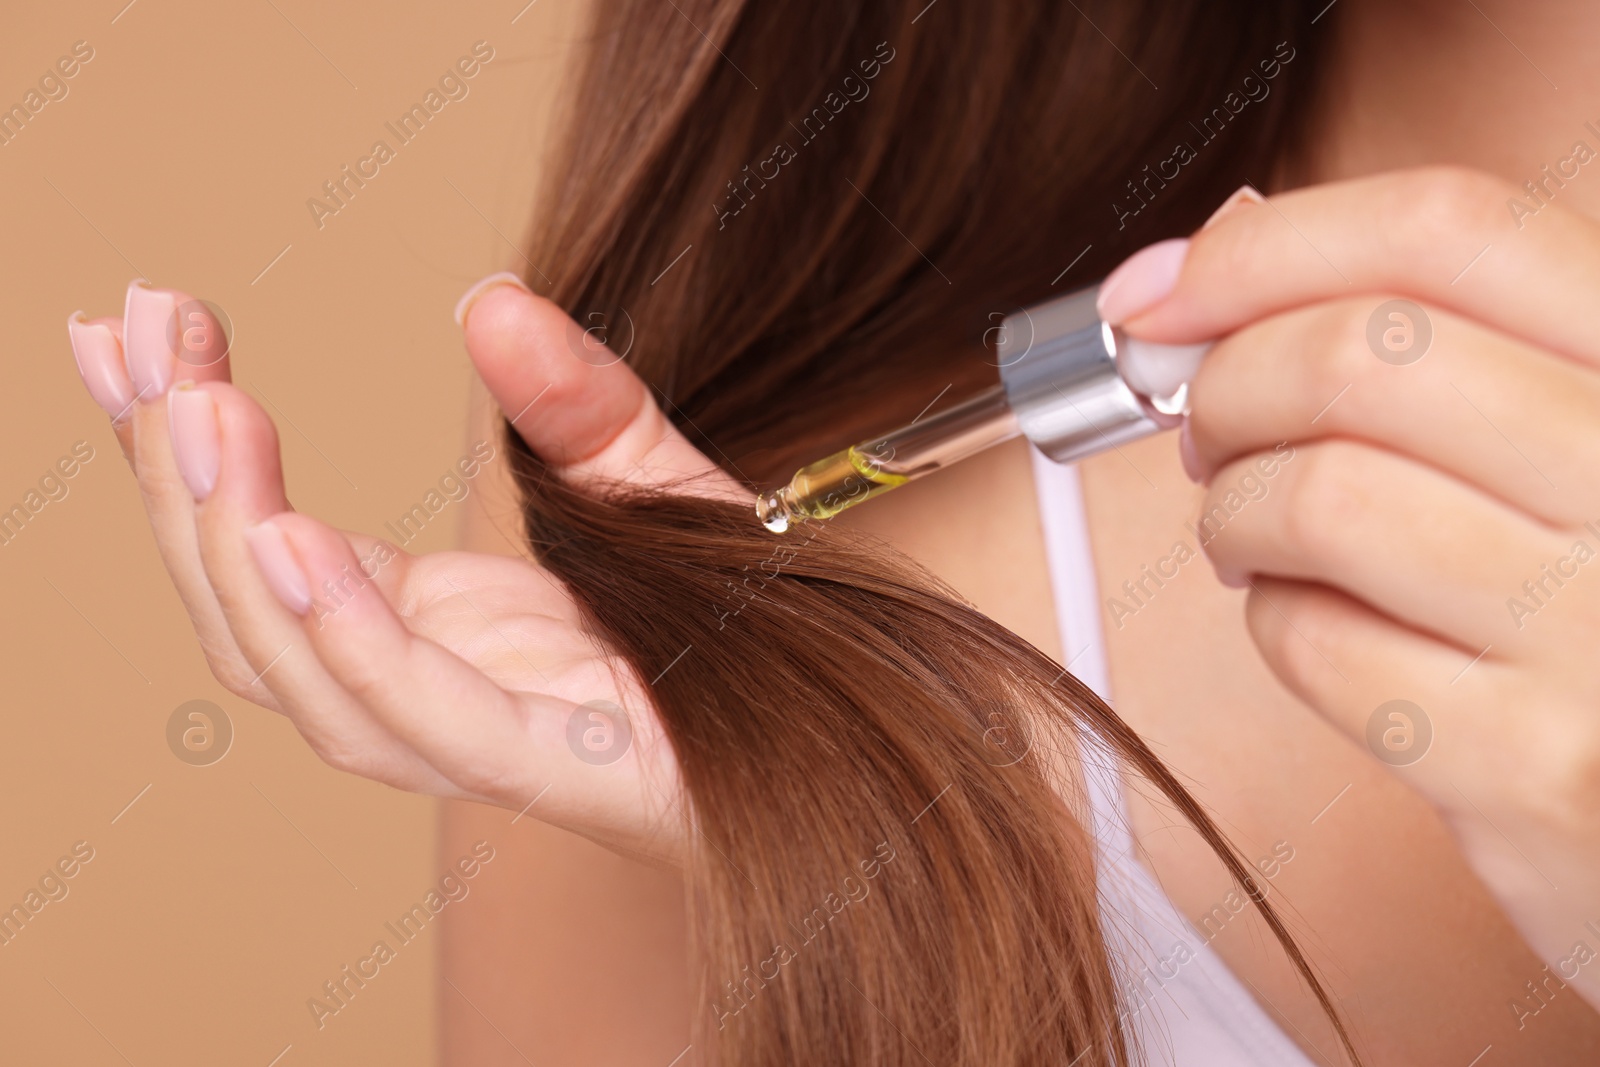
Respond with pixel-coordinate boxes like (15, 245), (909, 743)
(1096, 238), (1189, 325)
(1201, 184), (1266, 230)
(168, 381), (220, 499)
(67, 311), (135, 422)
(1178, 419), (1203, 483)
(124, 280), (178, 401)
(454, 271), (530, 327)
(244, 518), (311, 615)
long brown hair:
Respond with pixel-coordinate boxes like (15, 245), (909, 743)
(507, 1), (1358, 1064)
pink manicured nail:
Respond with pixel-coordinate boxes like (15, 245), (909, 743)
(1178, 419), (1203, 483)
(1096, 238), (1189, 325)
(453, 271), (530, 327)
(1201, 184), (1266, 230)
(244, 519), (312, 615)
(124, 280), (178, 401)
(168, 382), (220, 499)
(67, 311), (135, 421)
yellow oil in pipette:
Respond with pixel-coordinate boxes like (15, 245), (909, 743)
(756, 386), (1019, 533)
(756, 445), (908, 532)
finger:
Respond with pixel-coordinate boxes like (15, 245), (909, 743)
(262, 509), (643, 827)
(1123, 166), (1600, 367)
(456, 276), (747, 502)
(1200, 439), (1574, 654)
(66, 312), (134, 461)
(1240, 576), (1503, 787)
(1185, 298), (1600, 525)
(124, 279), (232, 401)
(1244, 576), (1600, 927)
(180, 380), (461, 793)
(68, 281), (231, 453)
(99, 282), (268, 703)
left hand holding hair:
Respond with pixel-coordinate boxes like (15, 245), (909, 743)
(63, 275), (754, 869)
(1109, 166), (1600, 1011)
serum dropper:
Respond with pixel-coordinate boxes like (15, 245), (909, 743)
(756, 282), (1209, 533)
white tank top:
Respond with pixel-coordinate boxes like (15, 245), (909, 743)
(1028, 447), (1318, 1067)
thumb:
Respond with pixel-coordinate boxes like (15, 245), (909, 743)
(455, 274), (747, 503)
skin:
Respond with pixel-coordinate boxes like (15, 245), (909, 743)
(1073, 3), (1600, 1060)
(68, 1), (1600, 1063)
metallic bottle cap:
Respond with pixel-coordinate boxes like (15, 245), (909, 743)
(996, 284), (1192, 464)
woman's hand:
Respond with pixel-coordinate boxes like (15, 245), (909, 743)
(66, 275), (747, 867)
(1108, 167), (1600, 1009)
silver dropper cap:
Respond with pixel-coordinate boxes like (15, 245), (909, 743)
(996, 284), (1203, 464)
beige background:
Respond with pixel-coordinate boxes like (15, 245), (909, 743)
(0, 2), (587, 1062)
